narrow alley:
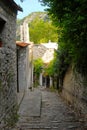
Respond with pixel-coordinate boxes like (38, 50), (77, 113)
(13, 87), (86, 130)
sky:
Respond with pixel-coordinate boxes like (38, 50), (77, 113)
(14, 0), (47, 19)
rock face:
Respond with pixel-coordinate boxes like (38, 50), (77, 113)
(0, 0), (21, 129)
(16, 12), (49, 40)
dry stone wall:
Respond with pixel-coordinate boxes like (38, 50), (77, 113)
(62, 66), (87, 117)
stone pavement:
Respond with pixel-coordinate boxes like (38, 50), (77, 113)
(17, 88), (41, 117)
(13, 87), (87, 130)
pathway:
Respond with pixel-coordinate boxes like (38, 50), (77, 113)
(13, 87), (86, 130)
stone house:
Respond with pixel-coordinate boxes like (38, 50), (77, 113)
(0, 0), (22, 129)
(33, 41), (58, 87)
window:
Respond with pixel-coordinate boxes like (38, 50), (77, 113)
(0, 17), (5, 33)
(0, 17), (6, 47)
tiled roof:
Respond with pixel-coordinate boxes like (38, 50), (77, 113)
(16, 41), (30, 47)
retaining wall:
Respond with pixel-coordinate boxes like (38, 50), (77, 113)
(62, 66), (87, 117)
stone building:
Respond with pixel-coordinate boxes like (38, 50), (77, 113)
(0, 0), (22, 129)
(33, 41), (58, 87)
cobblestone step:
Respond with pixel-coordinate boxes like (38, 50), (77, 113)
(16, 121), (81, 130)
(13, 88), (85, 130)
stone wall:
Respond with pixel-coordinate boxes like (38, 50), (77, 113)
(0, 47), (17, 129)
(17, 46), (27, 91)
(0, 0), (17, 129)
(28, 45), (33, 89)
(17, 45), (32, 91)
(0, 0), (16, 47)
(62, 66), (87, 117)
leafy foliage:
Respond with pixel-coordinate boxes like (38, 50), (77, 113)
(40, 0), (87, 76)
(44, 60), (55, 76)
(29, 18), (58, 44)
(33, 58), (43, 77)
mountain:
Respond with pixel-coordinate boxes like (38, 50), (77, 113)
(16, 12), (49, 40)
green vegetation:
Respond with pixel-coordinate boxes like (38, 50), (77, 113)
(19, 1), (87, 90)
(33, 58), (43, 87)
(16, 12), (58, 43)
(40, 0), (87, 77)
(4, 105), (19, 128)
(29, 17), (58, 44)
(33, 58), (43, 77)
(44, 54), (56, 76)
(50, 86), (57, 92)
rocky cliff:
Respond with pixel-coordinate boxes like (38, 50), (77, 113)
(16, 12), (49, 40)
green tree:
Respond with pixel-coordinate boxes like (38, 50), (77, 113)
(33, 58), (44, 87)
(33, 58), (43, 78)
(40, 0), (87, 76)
(44, 60), (54, 76)
(29, 18), (58, 44)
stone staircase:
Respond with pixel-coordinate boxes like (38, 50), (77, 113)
(15, 116), (83, 130)
(13, 88), (86, 130)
